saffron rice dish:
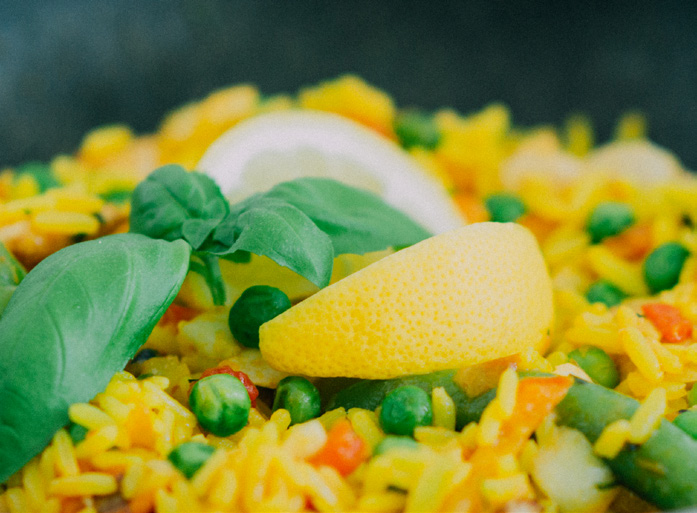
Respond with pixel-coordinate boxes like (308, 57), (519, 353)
(2, 76), (697, 512)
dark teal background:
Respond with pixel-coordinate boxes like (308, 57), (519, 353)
(1, 0), (696, 167)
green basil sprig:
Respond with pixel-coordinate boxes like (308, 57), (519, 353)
(0, 243), (26, 316)
(129, 165), (230, 250)
(206, 197), (335, 288)
(246, 178), (432, 255)
(130, 165), (432, 293)
(0, 234), (191, 482)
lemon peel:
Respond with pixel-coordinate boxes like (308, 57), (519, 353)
(197, 110), (465, 235)
(259, 222), (553, 379)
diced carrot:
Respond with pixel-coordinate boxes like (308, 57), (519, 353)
(309, 419), (368, 477)
(453, 192), (490, 223)
(191, 365), (259, 407)
(442, 375), (572, 510)
(497, 375), (574, 453)
(604, 223), (653, 261)
(62, 498), (87, 513)
(641, 303), (693, 343)
(517, 214), (557, 242)
(129, 491), (155, 513)
(124, 403), (156, 449)
(159, 303), (200, 325)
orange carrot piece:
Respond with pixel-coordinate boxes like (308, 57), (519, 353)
(443, 376), (573, 510)
(309, 419), (368, 476)
(604, 223), (653, 261)
(518, 214), (557, 242)
(642, 303), (693, 343)
(159, 303), (200, 325)
(129, 491), (155, 513)
(453, 193), (490, 223)
(125, 403), (156, 449)
(497, 375), (574, 453)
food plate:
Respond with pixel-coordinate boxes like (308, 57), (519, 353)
(1, 76), (696, 512)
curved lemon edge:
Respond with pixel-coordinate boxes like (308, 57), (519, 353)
(259, 222), (553, 379)
(197, 110), (466, 234)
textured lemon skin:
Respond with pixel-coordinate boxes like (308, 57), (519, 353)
(259, 223), (553, 379)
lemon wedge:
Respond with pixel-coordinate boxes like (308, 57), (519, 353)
(259, 222), (553, 379)
(197, 110), (465, 235)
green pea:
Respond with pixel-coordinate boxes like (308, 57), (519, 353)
(568, 346), (620, 389)
(189, 373), (250, 436)
(67, 422), (88, 445)
(373, 435), (419, 455)
(688, 386), (697, 407)
(228, 286), (291, 349)
(586, 202), (635, 243)
(586, 280), (626, 307)
(167, 442), (216, 479)
(379, 385), (433, 436)
(673, 410), (697, 440)
(273, 376), (321, 425)
(644, 242), (690, 294)
(484, 193), (526, 223)
(394, 110), (441, 150)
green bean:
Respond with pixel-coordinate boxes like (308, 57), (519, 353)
(333, 371), (697, 509)
(464, 374), (697, 510)
(673, 410), (697, 439)
(688, 385), (697, 407)
(326, 370), (490, 429)
(555, 379), (697, 510)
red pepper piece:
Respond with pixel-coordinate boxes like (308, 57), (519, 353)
(190, 365), (259, 407)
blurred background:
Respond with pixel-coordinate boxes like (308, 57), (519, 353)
(1, 0), (696, 167)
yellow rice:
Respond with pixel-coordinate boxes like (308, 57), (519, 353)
(2, 75), (696, 512)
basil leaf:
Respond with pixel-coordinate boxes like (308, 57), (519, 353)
(0, 234), (191, 482)
(0, 243), (26, 316)
(210, 198), (334, 287)
(129, 165), (229, 250)
(260, 178), (432, 254)
(129, 167), (430, 290)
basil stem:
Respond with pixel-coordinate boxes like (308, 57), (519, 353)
(190, 254), (227, 306)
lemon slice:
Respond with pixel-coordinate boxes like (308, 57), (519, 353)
(260, 222), (553, 379)
(197, 110), (465, 234)
(586, 140), (684, 185)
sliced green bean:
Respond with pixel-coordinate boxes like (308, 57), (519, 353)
(326, 370), (493, 430)
(332, 370), (697, 509)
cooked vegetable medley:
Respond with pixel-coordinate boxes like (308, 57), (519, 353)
(3, 75), (697, 512)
